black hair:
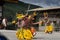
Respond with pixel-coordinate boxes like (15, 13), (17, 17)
(0, 35), (8, 40)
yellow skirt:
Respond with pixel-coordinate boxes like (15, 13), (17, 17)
(16, 28), (33, 40)
(45, 25), (53, 33)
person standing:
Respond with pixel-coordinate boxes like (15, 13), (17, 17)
(2, 17), (7, 29)
(45, 21), (54, 34)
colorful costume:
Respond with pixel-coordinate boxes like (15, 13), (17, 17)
(30, 27), (36, 36)
(16, 28), (33, 40)
(45, 24), (53, 33)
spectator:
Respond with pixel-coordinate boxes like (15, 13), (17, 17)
(0, 35), (8, 40)
(2, 17), (7, 29)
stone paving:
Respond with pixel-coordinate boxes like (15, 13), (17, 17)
(0, 30), (60, 40)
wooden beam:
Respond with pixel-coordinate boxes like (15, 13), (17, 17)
(4, 0), (18, 3)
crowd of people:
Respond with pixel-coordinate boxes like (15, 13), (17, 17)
(0, 12), (55, 40)
(15, 12), (54, 40)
